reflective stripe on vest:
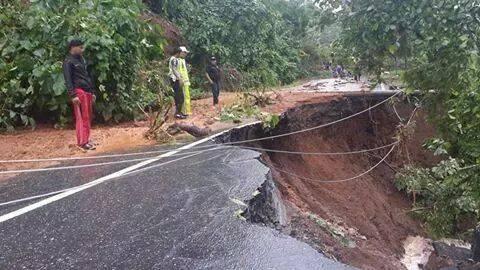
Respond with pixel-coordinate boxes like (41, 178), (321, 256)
(178, 58), (190, 86)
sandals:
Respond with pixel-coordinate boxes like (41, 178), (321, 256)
(175, 114), (187, 119)
(79, 143), (96, 151)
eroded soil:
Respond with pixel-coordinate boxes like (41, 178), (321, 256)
(232, 94), (438, 270)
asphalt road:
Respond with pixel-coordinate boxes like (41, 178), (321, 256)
(0, 139), (352, 270)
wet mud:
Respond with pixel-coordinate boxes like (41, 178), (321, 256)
(217, 93), (437, 270)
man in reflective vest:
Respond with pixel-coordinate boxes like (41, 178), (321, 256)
(168, 48), (186, 119)
(177, 46), (192, 115)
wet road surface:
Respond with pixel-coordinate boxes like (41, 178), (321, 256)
(0, 139), (353, 269)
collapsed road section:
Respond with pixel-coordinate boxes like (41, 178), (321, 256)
(217, 92), (436, 270)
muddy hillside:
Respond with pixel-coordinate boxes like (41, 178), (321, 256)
(217, 93), (437, 270)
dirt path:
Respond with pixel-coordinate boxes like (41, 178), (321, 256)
(0, 78), (368, 179)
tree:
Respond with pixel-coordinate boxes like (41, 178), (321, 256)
(145, 0), (332, 89)
(0, 0), (165, 129)
(321, 0), (480, 236)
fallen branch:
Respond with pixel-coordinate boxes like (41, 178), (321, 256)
(167, 122), (211, 138)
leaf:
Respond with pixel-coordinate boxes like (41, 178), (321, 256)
(26, 86), (34, 94)
(52, 75), (65, 96)
(33, 49), (45, 58)
(26, 17), (35, 29)
(20, 114), (28, 125)
(387, 44), (398, 54)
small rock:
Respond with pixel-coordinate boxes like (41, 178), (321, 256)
(433, 242), (471, 262)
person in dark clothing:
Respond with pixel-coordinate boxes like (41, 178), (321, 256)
(206, 57), (221, 110)
(62, 39), (96, 151)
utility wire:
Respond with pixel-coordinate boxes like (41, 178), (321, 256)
(238, 141), (399, 156)
(269, 144), (398, 183)
(0, 146), (229, 175)
(0, 91), (401, 164)
(0, 92), (404, 204)
(0, 146), (197, 163)
(264, 104), (417, 183)
(0, 135), (402, 206)
(0, 141), (401, 174)
(0, 148), (219, 207)
(218, 91), (402, 146)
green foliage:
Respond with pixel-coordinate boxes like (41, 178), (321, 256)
(146, 0), (331, 90)
(396, 159), (480, 237)
(189, 87), (209, 100)
(260, 113), (280, 130)
(220, 103), (262, 123)
(0, 0), (165, 129)
(322, 0), (480, 236)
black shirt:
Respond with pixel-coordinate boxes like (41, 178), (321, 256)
(206, 64), (221, 83)
(62, 54), (95, 97)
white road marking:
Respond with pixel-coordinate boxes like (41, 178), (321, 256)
(0, 122), (257, 223)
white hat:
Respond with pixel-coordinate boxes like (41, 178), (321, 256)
(179, 46), (189, 53)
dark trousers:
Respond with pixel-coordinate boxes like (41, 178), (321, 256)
(171, 79), (184, 114)
(211, 81), (220, 105)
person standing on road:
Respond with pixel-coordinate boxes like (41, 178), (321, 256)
(206, 56), (222, 111)
(62, 39), (96, 151)
(168, 48), (187, 119)
(177, 46), (192, 116)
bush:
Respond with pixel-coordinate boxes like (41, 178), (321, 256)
(327, 0), (480, 237)
(0, 0), (165, 130)
(396, 159), (479, 237)
(147, 0), (321, 91)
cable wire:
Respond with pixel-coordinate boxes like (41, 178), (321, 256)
(0, 140), (403, 175)
(218, 91), (401, 146)
(0, 92), (405, 210)
(0, 146), (230, 175)
(0, 148), (221, 207)
(238, 141), (399, 156)
(0, 91), (401, 164)
(269, 143), (398, 183)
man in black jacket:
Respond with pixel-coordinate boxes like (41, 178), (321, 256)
(62, 39), (96, 151)
(206, 56), (221, 111)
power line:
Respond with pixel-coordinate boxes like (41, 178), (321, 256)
(0, 141), (401, 174)
(0, 101), (406, 207)
(0, 91), (401, 164)
(238, 141), (399, 156)
(262, 104), (418, 183)
(269, 144), (397, 183)
(0, 146), (229, 175)
(0, 149), (217, 207)
(218, 91), (402, 146)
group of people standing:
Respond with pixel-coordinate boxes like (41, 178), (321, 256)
(62, 40), (222, 151)
(168, 46), (222, 119)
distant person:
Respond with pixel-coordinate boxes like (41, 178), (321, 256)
(168, 48), (186, 119)
(62, 39), (96, 151)
(178, 46), (192, 115)
(354, 72), (361, 82)
(335, 65), (344, 78)
(206, 56), (222, 110)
